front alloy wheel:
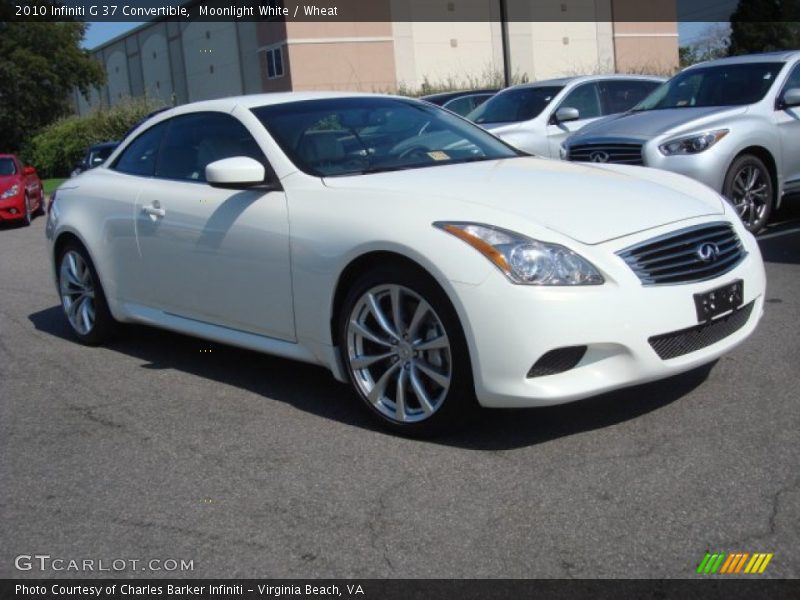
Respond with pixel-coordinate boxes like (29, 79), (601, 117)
(340, 266), (475, 435)
(347, 284), (452, 423)
(58, 243), (115, 345)
(723, 154), (773, 233)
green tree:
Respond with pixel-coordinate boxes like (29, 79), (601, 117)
(680, 23), (730, 68)
(728, 0), (800, 55)
(0, 15), (105, 152)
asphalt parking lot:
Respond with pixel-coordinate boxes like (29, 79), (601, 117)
(1, 201), (799, 579)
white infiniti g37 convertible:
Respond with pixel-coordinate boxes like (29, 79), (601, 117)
(46, 93), (766, 435)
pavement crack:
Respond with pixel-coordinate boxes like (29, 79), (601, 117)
(723, 478), (800, 546)
(366, 479), (408, 573)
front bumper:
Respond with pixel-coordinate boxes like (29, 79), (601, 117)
(0, 193), (25, 221)
(641, 144), (730, 193)
(453, 218), (766, 408)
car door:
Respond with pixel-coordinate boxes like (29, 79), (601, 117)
(545, 82), (603, 157)
(133, 111), (295, 342)
(774, 61), (800, 194)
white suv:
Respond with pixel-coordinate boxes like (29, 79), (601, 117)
(563, 51), (800, 233)
(467, 75), (663, 158)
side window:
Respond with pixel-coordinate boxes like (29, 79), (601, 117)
(780, 63), (800, 99)
(443, 96), (474, 116)
(558, 83), (601, 120)
(600, 80), (660, 115)
(155, 112), (268, 183)
(113, 122), (166, 176)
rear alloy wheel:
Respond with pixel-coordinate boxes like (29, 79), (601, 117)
(57, 243), (115, 345)
(340, 266), (476, 435)
(722, 154), (773, 234)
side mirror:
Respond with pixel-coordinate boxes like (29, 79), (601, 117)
(781, 87), (800, 108)
(22, 166), (36, 176)
(206, 156), (267, 189)
(554, 107), (580, 123)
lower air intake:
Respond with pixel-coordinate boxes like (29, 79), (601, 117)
(527, 346), (587, 378)
(649, 302), (754, 360)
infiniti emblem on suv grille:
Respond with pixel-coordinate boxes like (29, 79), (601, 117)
(696, 242), (720, 262)
(589, 150), (610, 163)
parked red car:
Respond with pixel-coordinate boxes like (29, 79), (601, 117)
(0, 154), (45, 226)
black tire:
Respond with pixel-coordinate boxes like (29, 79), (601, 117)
(56, 242), (116, 345)
(22, 195), (32, 226)
(338, 264), (477, 437)
(34, 190), (46, 216)
(722, 154), (774, 234)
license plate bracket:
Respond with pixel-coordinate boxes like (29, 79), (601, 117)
(694, 280), (744, 323)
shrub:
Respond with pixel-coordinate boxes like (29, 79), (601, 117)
(20, 97), (165, 178)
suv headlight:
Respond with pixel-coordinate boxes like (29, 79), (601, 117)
(659, 129), (728, 156)
(435, 222), (604, 285)
(1, 184), (20, 199)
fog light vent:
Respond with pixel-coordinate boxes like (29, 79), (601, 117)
(527, 346), (587, 378)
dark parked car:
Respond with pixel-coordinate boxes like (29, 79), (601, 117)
(71, 141), (119, 177)
(421, 89), (498, 116)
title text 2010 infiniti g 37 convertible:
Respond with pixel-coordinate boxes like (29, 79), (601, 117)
(46, 93), (766, 435)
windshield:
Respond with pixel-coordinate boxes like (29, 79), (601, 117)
(634, 62), (784, 111)
(252, 97), (520, 177)
(467, 86), (564, 124)
(0, 158), (17, 176)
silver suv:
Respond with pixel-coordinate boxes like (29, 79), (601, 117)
(563, 51), (800, 232)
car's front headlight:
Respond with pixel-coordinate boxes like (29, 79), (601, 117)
(1, 184), (20, 199)
(435, 222), (604, 285)
(659, 129), (728, 156)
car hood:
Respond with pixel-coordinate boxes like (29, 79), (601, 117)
(571, 106), (748, 141)
(323, 158), (725, 245)
(477, 121), (522, 134)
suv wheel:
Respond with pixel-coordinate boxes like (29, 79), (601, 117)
(722, 154), (773, 234)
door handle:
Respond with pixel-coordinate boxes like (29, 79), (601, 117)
(142, 203), (165, 218)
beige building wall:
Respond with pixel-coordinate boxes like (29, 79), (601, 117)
(516, 22), (616, 80)
(392, 21), (503, 89)
(286, 41), (397, 91)
(613, 22), (679, 74)
(278, 21), (398, 92)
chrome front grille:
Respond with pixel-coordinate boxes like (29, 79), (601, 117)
(617, 222), (747, 285)
(567, 143), (644, 165)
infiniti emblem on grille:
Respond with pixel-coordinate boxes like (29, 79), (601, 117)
(696, 242), (720, 262)
(589, 150), (610, 163)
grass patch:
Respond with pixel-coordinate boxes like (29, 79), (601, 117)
(42, 178), (66, 194)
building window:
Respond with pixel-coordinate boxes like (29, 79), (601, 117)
(266, 46), (284, 79)
(210, 65), (214, 74)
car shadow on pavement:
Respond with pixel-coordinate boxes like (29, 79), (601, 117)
(30, 304), (713, 450)
(758, 193), (800, 266)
